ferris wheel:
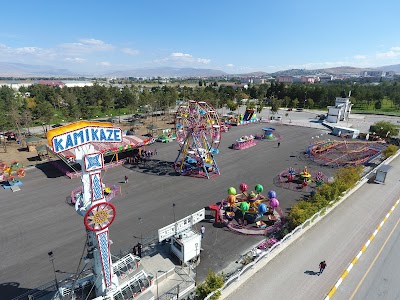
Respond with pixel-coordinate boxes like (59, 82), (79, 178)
(174, 100), (221, 179)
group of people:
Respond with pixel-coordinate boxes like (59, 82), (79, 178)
(125, 148), (157, 165)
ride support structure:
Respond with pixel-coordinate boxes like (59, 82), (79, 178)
(47, 121), (121, 297)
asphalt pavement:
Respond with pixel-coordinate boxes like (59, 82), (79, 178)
(0, 120), (332, 299)
(222, 152), (400, 300)
(1, 108), (398, 299)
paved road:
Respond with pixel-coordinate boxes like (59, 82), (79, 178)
(0, 121), (332, 299)
(333, 195), (400, 300)
(223, 153), (400, 300)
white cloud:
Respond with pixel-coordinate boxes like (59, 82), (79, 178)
(376, 46), (400, 59)
(96, 61), (111, 66)
(60, 38), (114, 55)
(64, 57), (86, 63)
(122, 48), (139, 56)
(155, 52), (210, 66)
(0, 43), (56, 61)
(171, 53), (192, 58)
(226, 63), (234, 67)
(353, 54), (367, 60)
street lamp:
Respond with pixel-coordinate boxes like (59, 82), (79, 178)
(304, 91), (307, 108)
(156, 270), (167, 299)
(194, 243), (199, 286)
(48, 251), (60, 292)
(172, 203), (176, 223)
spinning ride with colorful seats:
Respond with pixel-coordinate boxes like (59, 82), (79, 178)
(277, 165), (328, 192)
(219, 183), (284, 235)
(174, 100), (221, 179)
(0, 161), (26, 189)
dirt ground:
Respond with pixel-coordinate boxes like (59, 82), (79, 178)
(0, 116), (174, 168)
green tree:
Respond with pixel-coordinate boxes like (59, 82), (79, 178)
(292, 98), (299, 108)
(382, 144), (398, 159)
(35, 101), (54, 127)
(369, 121), (399, 138)
(374, 101), (382, 110)
(306, 98), (314, 108)
(196, 270), (224, 300)
(271, 99), (279, 113)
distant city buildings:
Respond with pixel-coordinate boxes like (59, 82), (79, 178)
(38, 80), (65, 87)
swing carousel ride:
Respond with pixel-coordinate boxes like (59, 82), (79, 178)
(174, 100), (221, 179)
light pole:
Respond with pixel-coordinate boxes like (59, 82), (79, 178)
(172, 203), (176, 223)
(156, 270), (167, 299)
(195, 243), (199, 286)
(48, 251), (60, 293)
(137, 217), (143, 244)
(304, 91), (307, 109)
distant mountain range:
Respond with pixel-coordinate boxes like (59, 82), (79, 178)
(0, 62), (76, 77)
(106, 67), (227, 78)
(0, 61), (399, 78)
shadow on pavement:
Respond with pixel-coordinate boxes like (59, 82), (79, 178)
(0, 281), (54, 300)
(304, 270), (319, 276)
(35, 161), (66, 178)
(125, 159), (180, 177)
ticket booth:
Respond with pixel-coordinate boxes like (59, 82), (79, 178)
(158, 208), (205, 264)
(171, 229), (202, 263)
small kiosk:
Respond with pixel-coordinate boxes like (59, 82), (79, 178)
(158, 209), (205, 264)
(374, 165), (392, 184)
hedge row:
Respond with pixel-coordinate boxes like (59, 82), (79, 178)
(287, 165), (363, 229)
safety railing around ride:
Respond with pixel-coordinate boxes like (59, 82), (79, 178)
(65, 159), (126, 179)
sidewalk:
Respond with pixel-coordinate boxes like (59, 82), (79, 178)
(222, 155), (400, 300)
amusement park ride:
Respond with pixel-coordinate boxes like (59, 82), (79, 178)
(0, 160), (26, 191)
(208, 183), (285, 236)
(45, 121), (159, 300)
(278, 166), (328, 192)
(174, 100), (221, 179)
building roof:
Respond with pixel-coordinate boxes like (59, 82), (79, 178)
(38, 80), (65, 87)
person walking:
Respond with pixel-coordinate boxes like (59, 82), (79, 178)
(278, 141), (281, 147)
(318, 261), (327, 275)
(200, 225), (205, 238)
(124, 175), (128, 183)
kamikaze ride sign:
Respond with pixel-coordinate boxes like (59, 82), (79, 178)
(47, 121), (122, 294)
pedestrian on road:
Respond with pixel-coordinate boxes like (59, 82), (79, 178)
(318, 261), (327, 275)
(200, 225), (205, 238)
(278, 141), (281, 147)
(124, 175), (128, 183)
(155, 149), (157, 155)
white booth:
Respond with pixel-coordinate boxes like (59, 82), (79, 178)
(158, 209), (205, 264)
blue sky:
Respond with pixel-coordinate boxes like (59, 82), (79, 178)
(1, 0), (399, 74)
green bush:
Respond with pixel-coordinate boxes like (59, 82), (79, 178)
(196, 269), (224, 300)
(383, 144), (398, 159)
(287, 166), (362, 228)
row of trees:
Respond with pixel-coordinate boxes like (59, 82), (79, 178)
(1, 81), (400, 132)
